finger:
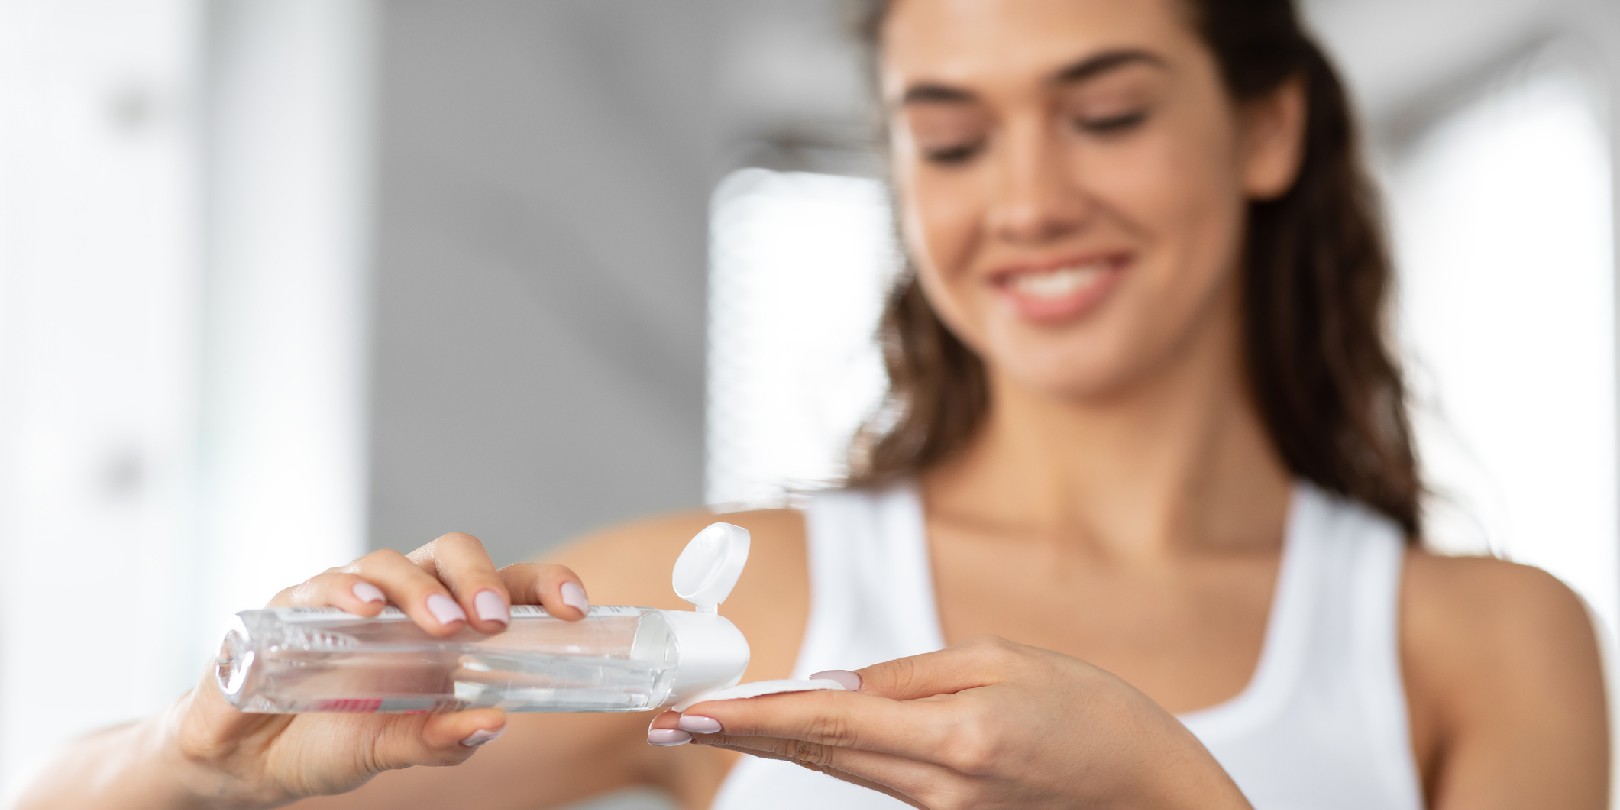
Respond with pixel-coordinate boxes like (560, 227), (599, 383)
(409, 532), (510, 633)
(370, 708), (509, 770)
(499, 562), (591, 620)
(646, 710), (690, 746)
(269, 570), (391, 616)
(847, 636), (1020, 700)
(701, 734), (937, 808)
(673, 690), (947, 758)
(340, 548), (469, 636)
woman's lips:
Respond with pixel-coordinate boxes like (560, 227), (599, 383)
(990, 256), (1129, 325)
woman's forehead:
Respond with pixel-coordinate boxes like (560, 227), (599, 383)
(878, 0), (1196, 100)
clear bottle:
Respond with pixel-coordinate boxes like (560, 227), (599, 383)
(214, 523), (751, 713)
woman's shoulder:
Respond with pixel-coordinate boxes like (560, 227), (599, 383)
(1401, 551), (1599, 660)
(1399, 550), (1608, 800)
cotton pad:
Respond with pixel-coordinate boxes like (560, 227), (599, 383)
(671, 677), (849, 712)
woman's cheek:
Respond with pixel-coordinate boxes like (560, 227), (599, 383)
(902, 173), (986, 322)
(907, 168), (979, 262)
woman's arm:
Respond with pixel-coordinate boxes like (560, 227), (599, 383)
(13, 510), (756, 810)
(13, 702), (278, 810)
(1405, 555), (1610, 808)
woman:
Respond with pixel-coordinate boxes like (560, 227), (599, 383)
(16, 0), (1608, 807)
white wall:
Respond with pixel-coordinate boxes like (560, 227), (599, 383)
(365, 2), (721, 567)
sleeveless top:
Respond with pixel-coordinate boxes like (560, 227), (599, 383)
(713, 482), (1426, 809)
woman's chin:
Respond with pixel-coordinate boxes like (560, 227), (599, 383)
(994, 358), (1141, 406)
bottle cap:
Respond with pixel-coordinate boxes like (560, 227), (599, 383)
(662, 610), (750, 705)
(662, 523), (753, 705)
(671, 522), (750, 613)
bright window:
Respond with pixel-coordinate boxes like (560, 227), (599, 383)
(1386, 60), (1618, 636)
(706, 169), (896, 506)
(0, 0), (373, 799)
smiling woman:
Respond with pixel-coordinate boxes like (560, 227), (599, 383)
(845, 0), (1422, 544)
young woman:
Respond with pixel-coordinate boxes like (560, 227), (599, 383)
(17, 0), (1609, 808)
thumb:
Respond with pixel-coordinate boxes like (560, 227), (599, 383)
(369, 709), (508, 771)
(816, 638), (1009, 701)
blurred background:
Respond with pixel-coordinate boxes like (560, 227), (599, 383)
(0, 0), (1616, 806)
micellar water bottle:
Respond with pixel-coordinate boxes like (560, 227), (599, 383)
(214, 523), (751, 713)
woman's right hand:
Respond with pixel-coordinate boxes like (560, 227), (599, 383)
(164, 532), (590, 808)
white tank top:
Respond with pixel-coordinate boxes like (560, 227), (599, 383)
(713, 482), (1426, 809)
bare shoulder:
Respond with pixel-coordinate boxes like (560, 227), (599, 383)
(1401, 551), (1609, 807)
(1402, 552), (1602, 675)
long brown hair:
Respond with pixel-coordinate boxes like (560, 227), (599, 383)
(843, 0), (1423, 540)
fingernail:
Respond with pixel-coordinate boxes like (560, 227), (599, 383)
(677, 715), (722, 734)
(561, 581), (590, 614)
(474, 590), (509, 625)
(427, 593), (468, 625)
(352, 582), (386, 604)
(647, 728), (691, 746)
(810, 670), (862, 691)
(460, 727), (504, 747)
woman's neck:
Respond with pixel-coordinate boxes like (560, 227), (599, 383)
(921, 340), (1293, 561)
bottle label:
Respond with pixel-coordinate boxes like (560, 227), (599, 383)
(268, 605), (645, 620)
(510, 605), (643, 618)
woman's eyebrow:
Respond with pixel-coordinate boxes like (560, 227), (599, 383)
(895, 48), (1167, 109)
(1048, 48), (1166, 86)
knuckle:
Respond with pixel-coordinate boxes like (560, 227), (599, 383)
(967, 634), (1012, 655)
(785, 739), (837, 771)
(536, 562), (578, 581)
(351, 548), (407, 571)
(942, 734), (995, 776)
(942, 707), (1000, 776)
(962, 635), (1020, 674)
(887, 655), (921, 696)
(808, 710), (853, 746)
(435, 531), (485, 552)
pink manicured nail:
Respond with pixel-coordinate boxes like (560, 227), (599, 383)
(561, 582), (590, 614)
(647, 728), (691, 746)
(460, 728), (503, 747)
(677, 715), (722, 734)
(474, 590), (509, 625)
(810, 670), (862, 691)
(351, 582), (386, 604)
(426, 593), (467, 625)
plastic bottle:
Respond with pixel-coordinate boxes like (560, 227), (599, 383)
(214, 522), (751, 713)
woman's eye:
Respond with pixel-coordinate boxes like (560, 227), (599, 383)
(922, 143), (983, 165)
(1074, 110), (1148, 136)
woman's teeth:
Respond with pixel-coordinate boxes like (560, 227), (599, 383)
(1009, 263), (1109, 299)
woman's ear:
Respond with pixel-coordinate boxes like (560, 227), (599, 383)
(1241, 76), (1308, 201)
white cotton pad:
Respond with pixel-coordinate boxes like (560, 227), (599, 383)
(672, 678), (849, 712)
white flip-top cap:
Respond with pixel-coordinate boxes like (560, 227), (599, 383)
(671, 522), (750, 613)
(662, 522), (753, 706)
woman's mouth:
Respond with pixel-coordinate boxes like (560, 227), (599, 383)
(990, 256), (1129, 324)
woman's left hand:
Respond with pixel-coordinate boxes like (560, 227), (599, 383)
(649, 636), (1251, 809)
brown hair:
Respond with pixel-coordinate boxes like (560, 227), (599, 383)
(844, 0), (1423, 539)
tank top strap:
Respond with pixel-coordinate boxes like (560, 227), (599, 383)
(1181, 484), (1423, 809)
(1333, 491), (1424, 803)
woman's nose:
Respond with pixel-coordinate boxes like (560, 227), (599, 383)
(986, 129), (1091, 245)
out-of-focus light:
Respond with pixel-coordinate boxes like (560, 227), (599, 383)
(706, 169), (896, 506)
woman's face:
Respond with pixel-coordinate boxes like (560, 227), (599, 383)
(881, 0), (1302, 401)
